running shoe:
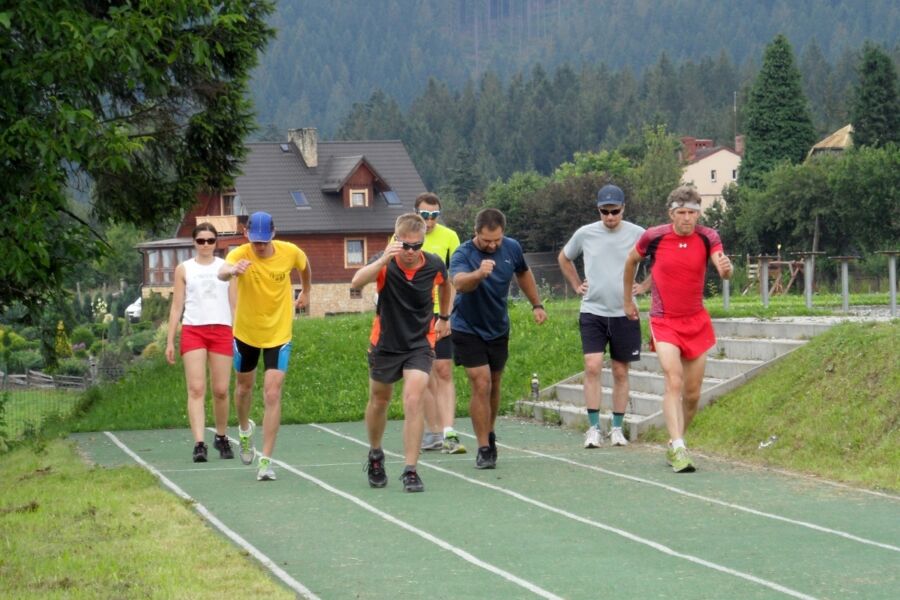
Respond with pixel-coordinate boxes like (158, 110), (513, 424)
(488, 431), (498, 462)
(257, 456), (276, 481)
(609, 427), (628, 447)
(238, 419), (256, 465)
(671, 447), (696, 473)
(366, 448), (387, 488)
(420, 431), (443, 451)
(441, 432), (467, 454)
(192, 441), (208, 463)
(213, 434), (234, 459)
(475, 446), (496, 470)
(583, 426), (603, 448)
(400, 468), (424, 493)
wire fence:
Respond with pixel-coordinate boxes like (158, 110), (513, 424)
(0, 370), (91, 442)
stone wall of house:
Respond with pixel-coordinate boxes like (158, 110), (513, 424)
(302, 283), (376, 318)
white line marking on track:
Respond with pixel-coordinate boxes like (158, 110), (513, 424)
(657, 444), (900, 501)
(104, 432), (321, 600)
(454, 431), (900, 553)
(312, 424), (820, 600)
(216, 435), (562, 600)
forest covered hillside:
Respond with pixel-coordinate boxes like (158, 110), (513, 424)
(251, 0), (899, 136)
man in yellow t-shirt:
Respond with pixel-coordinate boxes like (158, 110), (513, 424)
(413, 193), (466, 455)
(218, 211), (312, 481)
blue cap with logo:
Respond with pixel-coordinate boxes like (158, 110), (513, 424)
(596, 184), (625, 206)
(247, 211), (275, 242)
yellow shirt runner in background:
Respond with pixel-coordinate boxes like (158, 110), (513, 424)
(226, 240), (308, 347)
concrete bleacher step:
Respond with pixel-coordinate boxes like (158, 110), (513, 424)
(515, 317), (840, 441)
(629, 353), (763, 380)
(520, 400), (659, 442)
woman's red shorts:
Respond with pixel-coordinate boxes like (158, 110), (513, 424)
(180, 324), (234, 356)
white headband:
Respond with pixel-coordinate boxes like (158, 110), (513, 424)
(671, 202), (701, 210)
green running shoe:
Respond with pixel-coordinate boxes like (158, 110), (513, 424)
(257, 456), (276, 481)
(441, 432), (467, 454)
(666, 446), (676, 466)
(238, 419), (256, 465)
(671, 447), (696, 473)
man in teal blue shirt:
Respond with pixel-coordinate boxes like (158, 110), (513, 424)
(450, 208), (547, 469)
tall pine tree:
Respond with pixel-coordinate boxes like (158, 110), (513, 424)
(850, 42), (900, 148)
(739, 35), (816, 188)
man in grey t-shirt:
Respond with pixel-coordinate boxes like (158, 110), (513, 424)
(558, 184), (649, 448)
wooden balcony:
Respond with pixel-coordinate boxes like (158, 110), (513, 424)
(195, 215), (240, 235)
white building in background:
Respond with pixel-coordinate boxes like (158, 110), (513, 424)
(680, 136), (743, 213)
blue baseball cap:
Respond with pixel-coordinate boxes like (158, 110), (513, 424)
(596, 184), (625, 206)
(247, 212), (275, 242)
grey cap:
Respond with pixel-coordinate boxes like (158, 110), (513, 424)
(597, 184), (625, 206)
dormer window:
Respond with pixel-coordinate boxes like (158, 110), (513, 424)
(349, 188), (368, 207)
(222, 192), (240, 215)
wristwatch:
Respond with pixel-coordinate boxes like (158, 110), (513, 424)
(437, 314), (450, 321)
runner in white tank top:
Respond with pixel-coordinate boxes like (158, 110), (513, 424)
(165, 223), (236, 463)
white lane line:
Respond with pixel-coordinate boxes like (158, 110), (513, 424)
(103, 432), (320, 600)
(312, 424), (819, 600)
(663, 445), (900, 501)
(218, 437), (562, 600)
(455, 431), (900, 554)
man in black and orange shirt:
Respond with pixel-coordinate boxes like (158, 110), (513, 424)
(351, 213), (451, 492)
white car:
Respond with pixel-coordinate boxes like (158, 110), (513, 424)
(125, 297), (142, 322)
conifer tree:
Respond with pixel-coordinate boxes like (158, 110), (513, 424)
(850, 43), (900, 148)
(739, 35), (816, 188)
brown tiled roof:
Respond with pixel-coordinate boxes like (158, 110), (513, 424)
(690, 146), (740, 163)
(233, 140), (425, 234)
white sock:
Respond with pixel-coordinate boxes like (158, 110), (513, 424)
(672, 438), (686, 450)
(443, 426), (455, 437)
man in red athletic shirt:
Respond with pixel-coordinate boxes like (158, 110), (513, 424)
(623, 186), (732, 473)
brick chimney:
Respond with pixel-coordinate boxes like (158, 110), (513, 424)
(734, 134), (745, 156)
(288, 128), (318, 168)
(681, 136), (697, 162)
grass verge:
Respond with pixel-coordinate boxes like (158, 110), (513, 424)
(70, 300), (588, 431)
(0, 440), (294, 599)
(1, 389), (80, 441)
(645, 320), (900, 491)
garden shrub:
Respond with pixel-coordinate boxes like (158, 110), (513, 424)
(125, 329), (156, 355)
(8, 349), (43, 373)
(70, 325), (96, 349)
(55, 357), (89, 377)
(90, 322), (108, 339)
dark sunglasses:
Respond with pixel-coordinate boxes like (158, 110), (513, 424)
(599, 208), (622, 216)
(419, 210), (441, 220)
(401, 241), (424, 251)
(194, 238), (217, 245)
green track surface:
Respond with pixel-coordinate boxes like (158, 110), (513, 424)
(71, 418), (899, 599)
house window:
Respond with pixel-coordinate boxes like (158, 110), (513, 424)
(381, 190), (401, 206)
(350, 288), (363, 299)
(349, 188), (368, 207)
(291, 190), (310, 208)
(222, 192), (241, 216)
(710, 170), (717, 182)
(345, 238), (365, 268)
(732, 169), (737, 180)
(146, 248), (184, 285)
